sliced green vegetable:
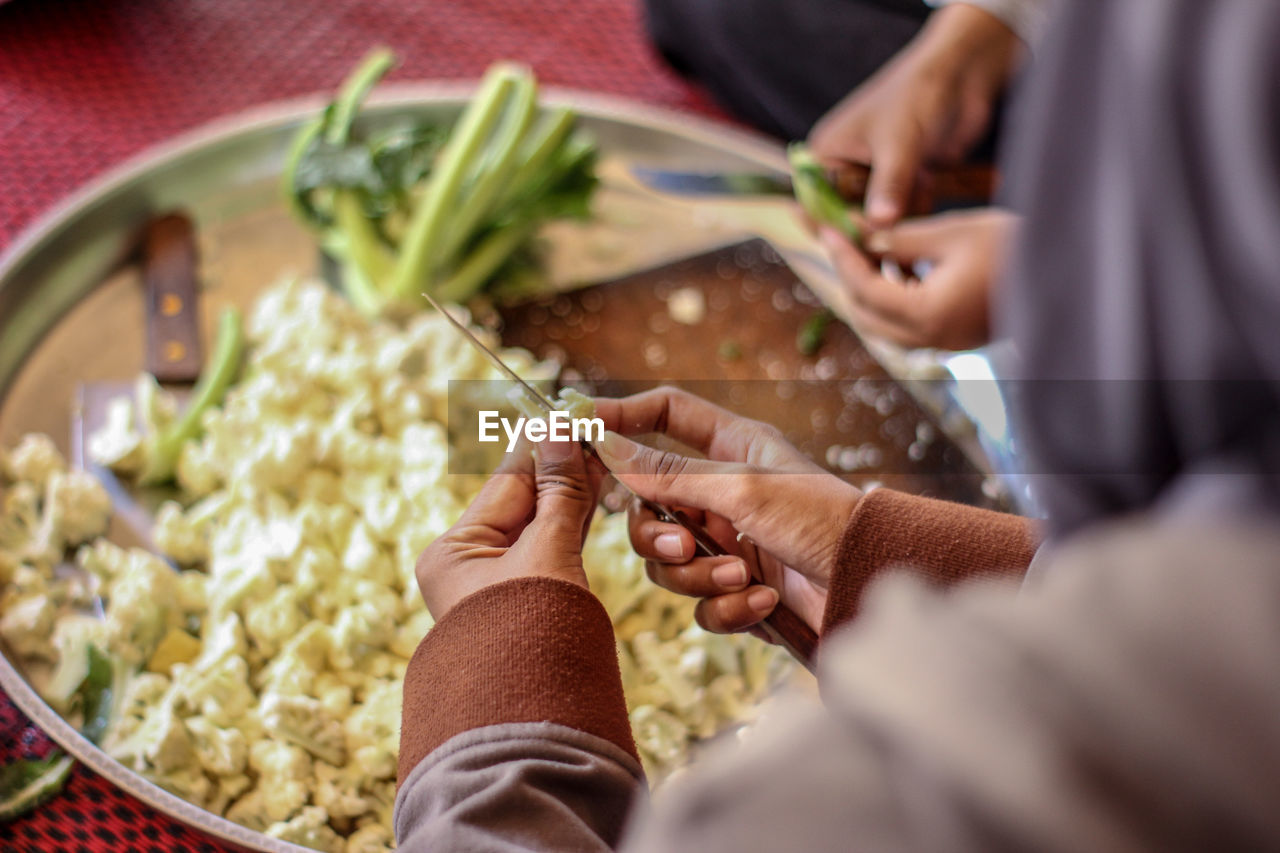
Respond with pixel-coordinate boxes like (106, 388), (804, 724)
(0, 646), (116, 821)
(139, 307), (245, 484)
(797, 308), (835, 356)
(788, 143), (861, 244)
(0, 753), (75, 822)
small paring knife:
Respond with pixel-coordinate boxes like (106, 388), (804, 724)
(423, 291), (820, 672)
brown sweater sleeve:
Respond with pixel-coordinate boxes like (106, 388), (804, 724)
(821, 489), (1040, 635)
(397, 576), (638, 789)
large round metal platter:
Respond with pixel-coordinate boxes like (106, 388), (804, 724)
(0, 84), (853, 852)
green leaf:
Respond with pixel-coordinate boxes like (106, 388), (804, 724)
(79, 645), (115, 746)
(0, 752), (75, 822)
(0, 646), (115, 821)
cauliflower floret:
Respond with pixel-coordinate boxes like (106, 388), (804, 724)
(0, 593), (57, 661)
(150, 764), (212, 810)
(101, 548), (183, 666)
(256, 620), (331, 697)
(248, 739), (312, 823)
(344, 821), (393, 853)
(108, 700), (196, 775)
(88, 396), (144, 473)
(343, 679), (400, 761)
(244, 585), (305, 657)
(264, 805), (343, 853)
(0, 481), (59, 568)
(176, 436), (222, 497)
(260, 693), (346, 766)
(43, 470), (111, 546)
(153, 501), (208, 564)
(172, 653), (256, 729)
(208, 772), (252, 816)
(313, 761), (371, 822)
(41, 614), (112, 709)
(327, 596), (397, 671)
(339, 521), (396, 588)
(6, 433), (66, 487)
(389, 608), (434, 659)
(186, 715), (248, 777)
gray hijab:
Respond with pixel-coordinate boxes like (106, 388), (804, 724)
(999, 0), (1280, 539)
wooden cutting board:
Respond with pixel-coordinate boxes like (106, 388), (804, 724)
(496, 238), (1001, 510)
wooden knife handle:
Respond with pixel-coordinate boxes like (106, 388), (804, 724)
(828, 162), (998, 214)
(143, 213), (203, 383)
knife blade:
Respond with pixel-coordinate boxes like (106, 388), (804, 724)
(424, 292), (819, 671)
(631, 161), (997, 212)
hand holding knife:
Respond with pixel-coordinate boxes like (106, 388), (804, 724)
(423, 292), (819, 672)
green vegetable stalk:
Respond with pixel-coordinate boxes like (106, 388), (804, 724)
(788, 143), (862, 244)
(284, 50), (599, 315)
(139, 307), (245, 485)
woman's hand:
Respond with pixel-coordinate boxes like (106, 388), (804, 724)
(809, 3), (1023, 227)
(593, 388), (861, 636)
(415, 437), (605, 621)
(822, 208), (1016, 351)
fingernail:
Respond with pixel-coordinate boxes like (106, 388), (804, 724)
(867, 195), (899, 224)
(711, 561), (748, 588)
(595, 430), (638, 464)
(864, 231), (891, 255)
(747, 587), (779, 613)
(535, 433), (573, 462)
(654, 532), (685, 560)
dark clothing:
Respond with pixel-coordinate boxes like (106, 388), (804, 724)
(1001, 0), (1280, 538)
(644, 0), (930, 139)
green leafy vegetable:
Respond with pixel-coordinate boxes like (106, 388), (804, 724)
(0, 647), (117, 821)
(788, 143), (861, 244)
(284, 50), (599, 315)
(797, 308), (835, 356)
(139, 307), (245, 485)
(0, 753), (74, 822)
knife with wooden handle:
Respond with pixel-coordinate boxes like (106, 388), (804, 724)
(143, 213), (203, 383)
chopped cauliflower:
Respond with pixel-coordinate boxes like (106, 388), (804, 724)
(5, 433), (66, 488)
(0, 277), (793, 851)
(265, 805), (343, 853)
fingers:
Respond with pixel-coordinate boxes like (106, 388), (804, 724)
(530, 436), (597, 545)
(694, 586), (779, 634)
(591, 387), (741, 459)
(594, 430), (754, 519)
(454, 439), (536, 537)
(864, 126), (925, 227)
(644, 555), (751, 598)
(592, 386), (795, 469)
(820, 228), (922, 332)
(628, 505), (696, 563)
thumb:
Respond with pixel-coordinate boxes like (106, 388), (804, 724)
(865, 130), (924, 227)
(863, 216), (956, 263)
(530, 437), (596, 544)
(594, 431), (751, 517)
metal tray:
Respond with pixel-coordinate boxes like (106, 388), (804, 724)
(0, 83), (870, 852)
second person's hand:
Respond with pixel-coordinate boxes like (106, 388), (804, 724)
(822, 208), (1017, 351)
